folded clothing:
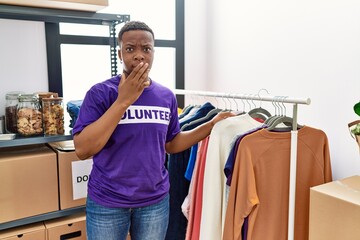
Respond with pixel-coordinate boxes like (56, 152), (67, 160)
(66, 100), (83, 128)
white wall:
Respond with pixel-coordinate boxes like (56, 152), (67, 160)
(0, 19), (49, 116)
(185, 0), (360, 180)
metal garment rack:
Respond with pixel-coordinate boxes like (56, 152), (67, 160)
(172, 88), (311, 240)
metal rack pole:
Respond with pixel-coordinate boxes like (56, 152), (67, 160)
(172, 89), (311, 105)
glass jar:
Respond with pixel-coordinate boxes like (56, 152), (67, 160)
(34, 92), (59, 123)
(0, 115), (4, 134)
(5, 91), (24, 133)
(34, 92), (59, 112)
(16, 94), (43, 137)
(42, 97), (65, 136)
(34, 92), (59, 100)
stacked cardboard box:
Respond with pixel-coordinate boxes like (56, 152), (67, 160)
(0, 222), (46, 240)
(44, 213), (86, 240)
(309, 175), (360, 240)
(0, 145), (59, 224)
(49, 144), (89, 210)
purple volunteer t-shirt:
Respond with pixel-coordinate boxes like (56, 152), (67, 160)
(73, 75), (180, 208)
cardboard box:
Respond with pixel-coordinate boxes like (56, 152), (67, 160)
(0, 222), (46, 240)
(0, 145), (59, 224)
(0, 0), (108, 12)
(309, 175), (360, 240)
(49, 145), (89, 210)
(44, 213), (86, 240)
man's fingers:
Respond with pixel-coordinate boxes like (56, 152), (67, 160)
(135, 62), (149, 81)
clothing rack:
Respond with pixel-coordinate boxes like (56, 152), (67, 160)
(172, 88), (311, 240)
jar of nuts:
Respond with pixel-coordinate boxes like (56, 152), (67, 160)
(42, 97), (65, 136)
(34, 92), (59, 113)
(16, 94), (43, 137)
(5, 91), (24, 133)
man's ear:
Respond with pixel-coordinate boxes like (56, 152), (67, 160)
(118, 49), (124, 62)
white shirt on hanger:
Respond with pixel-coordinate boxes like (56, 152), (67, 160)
(199, 113), (263, 240)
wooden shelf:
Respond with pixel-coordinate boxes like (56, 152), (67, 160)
(0, 3), (129, 25)
(0, 0), (108, 12)
(0, 206), (85, 231)
(0, 133), (73, 148)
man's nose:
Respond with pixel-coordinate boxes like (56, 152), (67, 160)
(134, 52), (145, 61)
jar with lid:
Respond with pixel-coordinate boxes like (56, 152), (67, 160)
(0, 115), (4, 134)
(34, 91), (59, 121)
(42, 97), (65, 136)
(5, 91), (24, 133)
(34, 92), (59, 111)
(34, 92), (59, 100)
(16, 94), (43, 137)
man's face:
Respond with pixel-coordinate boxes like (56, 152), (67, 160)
(118, 30), (155, 76)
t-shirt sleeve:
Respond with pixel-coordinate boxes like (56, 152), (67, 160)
(165, 92), (180, 142)
(72, 86), (107, 136)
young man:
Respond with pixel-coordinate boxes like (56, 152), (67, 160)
(73, 21), (234, 240)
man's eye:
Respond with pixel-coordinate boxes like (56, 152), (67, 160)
(126, 47), (133, 52)
(144, 47), (152, 52)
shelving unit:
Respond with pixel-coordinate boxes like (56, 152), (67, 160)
(0, 206), (85, 231)
(0, 3), (129, 231)
(0, 133), (73, 148)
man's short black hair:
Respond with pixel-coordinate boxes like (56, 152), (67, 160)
(118, 21), (154, 46)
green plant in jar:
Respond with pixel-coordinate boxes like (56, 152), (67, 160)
(351, 123), (360, 136)
(351, 102), (360, 136)
(354, 102), (360, 117)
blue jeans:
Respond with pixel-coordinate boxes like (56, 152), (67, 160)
(86, 194), (169, 240)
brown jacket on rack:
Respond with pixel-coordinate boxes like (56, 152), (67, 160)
(223, 126), (332, 240)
